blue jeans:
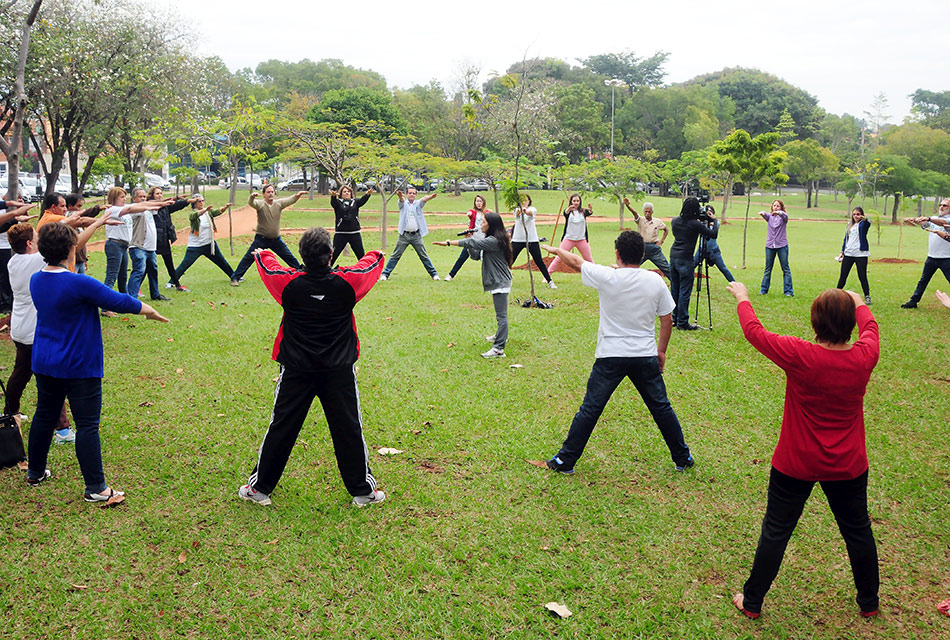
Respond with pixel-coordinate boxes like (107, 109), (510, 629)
(907, 257), (950, 303)
(28, 375), (106, 494)
(642, 242), (671, 279)
(103, 239), (128, 293)
(555, 357), (691, 469)
(761, 245), (793, 295)
(127, 247), (159, 299)
(232, 234), (301, 282)
(696, 247), (735, 282)
(175, 243), (235, 281)
(669, 256), (695, 327)
(381, 231), (437, 278)
(448, 247), (470, 277)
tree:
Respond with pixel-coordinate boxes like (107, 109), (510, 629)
(910, 89), (950, 131)
(864, 92), (890, 139)
(275, 117), (383, 189)
(773, 108), (797, 144)
(875, 154), (924, 222)
(709, 130), (788, 268)
(783, 139), (838, 208)
(254, 58), (387, 105)
(882, 123), (950, 173)
(307, 87), (406, 137)
(0, 0), (43, 199)
(552, 83), (609, 163)
(584, 157), (653, 229)
(580, 50), (670, 95)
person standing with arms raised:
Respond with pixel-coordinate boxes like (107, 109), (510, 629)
(329, 185), (373, 266)
(759, 199), (794, 297)
(624, 198), (670, 279)
(379, 186), (439, 281)
(230, 185), (308, 286)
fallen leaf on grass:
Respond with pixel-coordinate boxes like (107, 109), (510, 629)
(100, 493), (125, 508)
(166, 338), (175, 342)
(525, 460), (549, 469)
(272, 376), (279, 382)
(191, 541), (199, 550)
(377, 448), (403, 456)
(175, 368), (184, 373)
(736, 369), (745, 373)
(265, 539), (279, 546)
(411, 430), (421, 435)
(207, 301), (215, 309)
(68, 584), (88, 591)
(544, 602), (572, 618)
(447, 342), (456, 348)
(384, 317), (393, 321)
(138, 401), (154, 407)
(178, 551), (187, 564)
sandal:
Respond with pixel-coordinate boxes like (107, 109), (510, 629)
(84, 487), (125, 503)
(733, 593), (760, 619)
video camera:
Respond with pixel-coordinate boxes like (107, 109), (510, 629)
(695, 194), (715, 224)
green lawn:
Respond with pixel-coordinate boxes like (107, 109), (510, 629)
(2, 210), (948, 638)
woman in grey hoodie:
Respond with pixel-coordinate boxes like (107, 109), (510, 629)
(434, 212), (513, 358)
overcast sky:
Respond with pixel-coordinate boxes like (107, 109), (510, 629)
(160, 0), (948, 123)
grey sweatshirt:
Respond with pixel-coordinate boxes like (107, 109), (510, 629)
(459, 235), (512, 292)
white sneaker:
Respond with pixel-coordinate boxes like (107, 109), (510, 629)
(353, 489), (386, 507)
(444, 275), (453, 281)
(238, 484), (271, 506)
(485, 334), (496, 342)
(432, 275), (440, 281)
(54, 429), (76, 444)
(547, 281), (558, 289)
(379, 274), (388, 281)
(481, 347), (506, 358)
(164, 282), (174, 289)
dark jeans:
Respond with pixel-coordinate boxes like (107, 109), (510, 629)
(448, 247), (470, 278)
(5, 342), (71, 429)
(127, 247), (159, 299)
(669, 256), (696, 327)
(907, 256), (950, 303)
(175, 243), (234, 281)
(696, 247), (734, 282)
(742, 467), (879, 615)
(103, 239), (129, 294)
(28, 374), (106, 494)
(555, 356), (691, 469)
(247, 365), (377, 497)
(837, 256), (870, 296)
(0, 247), (12, 311)
(511, 241), (553, 282)
(331, 232), (365, 266)
(232, 234), (301, 282)
(761, 245), (793, 295)
(643, 242), (671, 279)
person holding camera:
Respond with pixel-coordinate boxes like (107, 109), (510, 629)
(623, 199), (670, 279)
(669, 197), (719, 330)
(759, 199), (793, 296)
(727, 282), (880, 620)
(694, 204), (734, 283)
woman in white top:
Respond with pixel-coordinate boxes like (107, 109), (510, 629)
(173, 196), (235, 283)
(101, 187), (171, 295)
(835, 206), (872, 304)
(548, 193), (594, 273)
(511, 194), (555, 288)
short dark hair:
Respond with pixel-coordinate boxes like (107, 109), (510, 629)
(65, 193), (83, 208)
(37, 221), (78, 265)
(615, 230), (644, 266)
(263, 184), (276, 194)
(7, 223), (34, 254)
(42, 192), (65, 212)
(298, 227), (332, 271)
(811, 289), (856, 344)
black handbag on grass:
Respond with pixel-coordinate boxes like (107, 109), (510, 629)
(0, 380), (27, 468)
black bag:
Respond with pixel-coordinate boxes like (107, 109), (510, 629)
(0, 380), (26, 468)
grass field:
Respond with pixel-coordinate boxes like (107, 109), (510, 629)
(2, 201), (949, 638)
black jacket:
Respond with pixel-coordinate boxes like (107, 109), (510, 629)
(670, 216), (718, 261)
(330, 193), (370, 233)
(154, 199), (190, 250)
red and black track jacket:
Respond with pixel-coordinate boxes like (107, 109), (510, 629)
(255, 250), (384, 371)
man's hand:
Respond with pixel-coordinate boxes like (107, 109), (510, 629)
(249, 192), (260, 199)
(15, 213), (37, 222)
(396, 190), (404, 200)
(936, 290), (950, 309)
(365, 187), (374, 195)
(657, 351), (666, 373)
(727, 281), (750, 303)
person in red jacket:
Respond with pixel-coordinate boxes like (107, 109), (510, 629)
(726, 282), (880, 620)
(238, 227), (386, 508)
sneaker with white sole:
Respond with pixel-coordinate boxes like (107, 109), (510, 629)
(54, 429), (76, 444)
(165, 282), (175, 289)
(432, 275), (440, 281)
(84, 487), (125, 502)
(485, 334), (496, 342)
(238, 484), (272, 505)
(444, 275), (453, 281)
(547, 281), (557, 289)
(26, 469), (51, 486)
(352, 489), (386, 507)
(481, 347), (505, 358)
(379, 274), (388, 281)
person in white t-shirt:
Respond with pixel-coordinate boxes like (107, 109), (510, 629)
(173, 196), (234, 283)
(511, 194), (555, 288)
(540, 230), (695, 474)
(101, 187), (173, 300)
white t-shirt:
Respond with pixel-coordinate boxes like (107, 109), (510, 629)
(564, 210), (587, 241)
(581, 262), (675, 358)
(927, 214), (950, 258)
(844, 224), (869, 258)
(8, 251), (47, 344)
(512, 206), (538, 242)
(188, 212), (215, 247)
(104, 205), (134, 242)
(138, 210), (158, 251)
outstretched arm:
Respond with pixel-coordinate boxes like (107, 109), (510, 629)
(421, 192), (438, 203)
(623, 198), (639, 220)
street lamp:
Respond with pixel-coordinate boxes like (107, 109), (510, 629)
(604, 78), (628, 158)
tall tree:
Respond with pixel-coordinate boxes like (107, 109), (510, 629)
(782, 139), (838, 208)
(910, 89), (950, 131)
(580, 51), (670, 95)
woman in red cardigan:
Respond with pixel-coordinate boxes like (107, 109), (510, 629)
(727, 282), (880, 620)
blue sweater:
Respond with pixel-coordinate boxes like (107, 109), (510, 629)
(841, 219), (871, 253)
(30, 270), (142, 378)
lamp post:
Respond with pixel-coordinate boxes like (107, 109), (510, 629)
(604, 78), (627, 157)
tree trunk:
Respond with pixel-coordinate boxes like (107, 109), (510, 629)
(883, 194), (889, 220)
(742, 193), (752, 269)
(806, 181), (813, 208)
(917, 199), (923, 215)
(379, 191), (390, 251)
(891, 193), (900, 223)
(491, 186), (499, 213)
(813, 180), (819, 206)
(618, 196), (624, 230)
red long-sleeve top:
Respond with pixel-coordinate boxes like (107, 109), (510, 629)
(737, 300), (879, 481)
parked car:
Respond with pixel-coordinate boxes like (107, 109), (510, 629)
(459, 178), (491, 192)
(19, 175), (43, 201)
(144, 173), (171, 190)
(277, 176), (314, 191)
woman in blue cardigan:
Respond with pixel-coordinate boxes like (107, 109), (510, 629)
(836, 207), (872, 304)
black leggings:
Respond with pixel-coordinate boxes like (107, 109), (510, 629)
(511, 241), (552, 283)
(157, 249), (180, 286)
(331, 233), (365, 266)
(836, 256), (869, 296)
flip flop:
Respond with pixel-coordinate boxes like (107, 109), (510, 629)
(733, 593), (760, 619)
(84, 487), (126, 503)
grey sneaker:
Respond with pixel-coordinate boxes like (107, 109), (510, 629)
(547, 281), (557, 289)
(238, 484), (271, 506)
(54, 429), (76, 444)
(481, 347), (505, 358)
(485, 334), (496, 342)
(353, 489), (386, 507)
(864, 295), (872, 305)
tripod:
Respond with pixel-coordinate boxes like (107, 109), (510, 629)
(692, 233), (713, 330)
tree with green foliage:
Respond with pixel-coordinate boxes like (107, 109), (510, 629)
(580, 50), (669, 95)
(254, 58), (387, 105)
(709, 130), (788, 267)
(773, 108), (797, 144)
(307, 87), (406, 138)
(584, 157), (653, 229)
(783, 139), (838, 208)
(882, 123), (950, 174)
(552, 83), (609, 163)
(875, 154), (924, 222)
(910, 88), (950, 131)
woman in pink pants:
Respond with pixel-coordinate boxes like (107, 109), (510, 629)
(548, 193), (593, 273)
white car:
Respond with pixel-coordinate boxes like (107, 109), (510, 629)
(144, 173), (171, 190)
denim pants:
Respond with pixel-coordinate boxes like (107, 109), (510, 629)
(555, 356), (691, 469)
(103, 239), (129, 293)
(907, 256), (950, 303)
(742, 467), (879, 615)
(381, 231), (437, 278)
(448, 247), (470, 278)
(175, 242), (235, 281)
(696, 247), (735, 282)
(28, 374), (107, 494)
(642, 242), (671, 279)
(760, 245), (793, 295)
(232, 234), (301, 281)
(669, 257), (696, 327)
(127, 247), (159, 299)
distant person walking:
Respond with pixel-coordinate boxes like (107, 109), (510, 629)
(230, 185), (308, 286)
(379, 187), (439, 281)
(759, 199), (793, 296)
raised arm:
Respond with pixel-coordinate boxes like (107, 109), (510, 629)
(623, 198), (640, 220)
(421, 192), (438, 203)
(0, 202), (36, 224)
(75, 215), (113, 252)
